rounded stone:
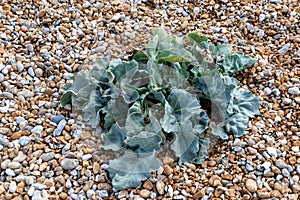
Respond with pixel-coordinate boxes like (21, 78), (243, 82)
(245, 179), (257, 193)
(60, 158), (79, 170)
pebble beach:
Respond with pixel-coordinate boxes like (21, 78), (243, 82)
(0, 0), (299, 199)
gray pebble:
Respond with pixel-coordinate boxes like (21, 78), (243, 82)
(32, 183), (47, 190)
(31, 125), (43, 136)
(82, 154), (92, 161)
(9, 181), (17, 193)
(278, 43), (290, 54)
(276, 159), (287, 169)
(182, 11), (189, 17)
(1, 92), (13, 99)
(263, 87), (272, 95)
(19, 136), (32, 146)
(272, 88), (280, 96)
(288, 87), (300, 95)
(53, 119), (67, 136)
(282, 168), (290, 177)
(266, 147), (277, 157)
(5, 168), (16, 176)
(246, 163), (254, 172)
(41, 152), (55, 161)
(259, 14), (266, 22)
(86, 190), (95, 198)
(28, 44), (34, 52)
(60, 158), (79, 170)
(297, 49), (300, 57)
(193, 7), (200, 15)
(296, 166), (300, 174)
(52, 114), (65, 124)
(206, 187), (214, 194)
(28, 67), (35, 77)
(0, 73), (4, 82)
(257, 29), (264, 37)
(16, 116), (25, 124)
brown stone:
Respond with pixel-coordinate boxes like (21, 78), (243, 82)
(10, 132), (21, 140)
(143, 179), (153, 190)
(163, 165), (173, 176)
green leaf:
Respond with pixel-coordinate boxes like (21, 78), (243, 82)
(102, 124), (126, 151)
(217, 52), (256, 74)
(108, 151), (161, 190)
(110, 60), (139, 83)
(133, 51), (149, 62)
(60, 90), (72, 106)
(227, 88), (260, 118)
(160, 101), (180, 133)
(225, 113), (249, 137)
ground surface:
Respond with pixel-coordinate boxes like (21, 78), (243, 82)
(0, 0), (299, 199)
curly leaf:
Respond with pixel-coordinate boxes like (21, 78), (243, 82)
(193, 137), (210, 164)
(102, 124), (126, 151)
(225, 113), (249, 137)
(227, 88), (260, 118)
(126, 131), (162, 153)
(108, 152), (161, 190)
(213, 44), (232, 56)
(125, 101), (145, 135)
(217, 52), (256, 74)
(209, 122), (228, 140)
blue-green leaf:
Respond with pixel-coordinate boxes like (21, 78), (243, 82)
(217, 52), (256, 74)
(227, 88), (261, 118)
(108, 152), (161, 190)
(193, 137), (210, 164)
(125, 101), (145, 135)
(167, 88), (201, 122)
(225, 113), (249, 137)
(126, 131), (162, 153)
(171, 121), (199, 165)
(209, 122), (228, 140)
(102, 124), (126, 151)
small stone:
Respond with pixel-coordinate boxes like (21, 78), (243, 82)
(28, 67), (35, 77)
(209, 175), (222, 187)
(5, 168), (16, 176)
(297, 49), (300, 57)
(93, 162), (100, 174)
(184, 162), (196, 170)
(163, 165), (173, 176)
(0, 73), (4, 82)
(245, 179), (257, 193)
(257, 190), (270, 199)
(266, 147), (277, 157)
(143, 180), (153, 190)
(53, 119), (67, 136)
(140, 189), (150, 198)
(9, 181), (17, 193)
(193, 7), (200, 15)
(259, 14), (266, 22)
(34, 68), (44, 77)
(60, 158), (79, 170)
(156, 180), (165, 195)
(288, 87), (300, 95)
(41, 152), (55, 161)
(282, 168), (290, 177)
(263, 87), (272, 95)
(19, 136), (32, 146)
(118, 190), (128, 199)
(82, 154), (92, 161)
(7, 161), (21, 169)
(32, 190), (42, 200)
(31, 125), (43, 136)
(257, 29), (264, 37)
(163, 156), (174, 165)
(51, 114), (65, 124)
(13, 151), (26, 162)
(278, 43), (290, 54)
(86, 190), (95, 198)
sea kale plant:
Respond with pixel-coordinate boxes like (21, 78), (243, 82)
(60, 29), (260, 190)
